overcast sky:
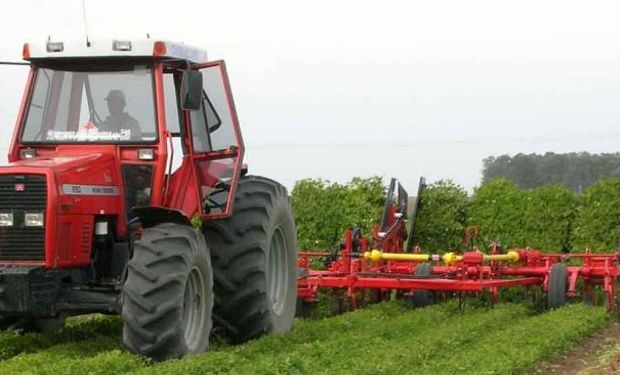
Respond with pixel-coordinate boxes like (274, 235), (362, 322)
(1, 0), (620, 193)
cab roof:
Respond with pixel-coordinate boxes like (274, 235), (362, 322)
(23, 39), (208, 63)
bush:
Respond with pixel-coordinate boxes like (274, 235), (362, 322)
(522, 184), (575, 252)
(291, 177), (384, 250)
(571, 179), (620, 252)
(468, 179), (575, 252)
(413, 180), (469, 252)
(468, 178), (525, 249)
(291, 175), (618, 254)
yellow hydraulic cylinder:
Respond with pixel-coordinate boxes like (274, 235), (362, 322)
(363, 250), (520, 265)
(442, 252), (463, 265)
(483, 251), (520, 263)
(363, 250), (430, 262)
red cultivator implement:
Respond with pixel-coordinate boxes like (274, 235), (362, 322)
(297, 178), (620, 314)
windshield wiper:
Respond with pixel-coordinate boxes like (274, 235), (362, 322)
(84, 76), (102, 125)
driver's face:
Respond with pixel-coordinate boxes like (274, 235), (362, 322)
(107, 98), (125, 116)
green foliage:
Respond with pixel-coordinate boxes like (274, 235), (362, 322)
(423, 304), (609, 374)
(291, 176), (384, 250)
(413, 180), (469, 252)
(290, 174), (615, 253)
(572, 179), (620, 252)
(468, 179), (575, 252)
(0, 302), (609, 374)
(469, 178), (525, 249)
(0, 314), (121, 362)
(522, 184), (575, 251)
(190, 216), (202, 229)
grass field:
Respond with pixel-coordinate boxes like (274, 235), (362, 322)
(0, 301), (610, 374)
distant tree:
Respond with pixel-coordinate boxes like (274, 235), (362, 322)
(482, 152), (620, 192)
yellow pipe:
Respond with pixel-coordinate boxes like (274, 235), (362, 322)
(363, 250), (519, 265)
(483, 250), (520, 263)
(363, 250), (430, 262)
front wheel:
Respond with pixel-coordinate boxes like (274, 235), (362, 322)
(122, 223), (213, 361)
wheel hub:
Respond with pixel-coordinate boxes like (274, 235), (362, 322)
(267, 226), (289, 315)
(183, 266), (206, 350)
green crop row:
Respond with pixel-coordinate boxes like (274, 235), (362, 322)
(0, 302), (609, 374)
(0, 314), (121, 362)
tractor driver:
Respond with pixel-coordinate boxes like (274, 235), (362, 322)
(99, 90), (142, 140)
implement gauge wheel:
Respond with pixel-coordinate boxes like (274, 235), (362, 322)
(411, 263), (436, 307)
(547, 263), (568, 309)
(202, 176), (297, 343)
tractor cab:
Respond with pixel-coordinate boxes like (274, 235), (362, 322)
(9, 40), (243, 234)
(4, 39), (244, 268)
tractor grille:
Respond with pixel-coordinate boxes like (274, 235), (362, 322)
(0, 175), (47, 261)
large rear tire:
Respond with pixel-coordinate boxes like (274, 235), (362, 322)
(122, 223), (213, 361)
(202, 175), (297, 343)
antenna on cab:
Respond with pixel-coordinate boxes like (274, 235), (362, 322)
(81, 0), (91, 47)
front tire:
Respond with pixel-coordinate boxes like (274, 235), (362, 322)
(122, 223), (213, 361)
(202, 175), (297, 343)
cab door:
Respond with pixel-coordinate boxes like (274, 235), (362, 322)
(188, 61), (245, 219)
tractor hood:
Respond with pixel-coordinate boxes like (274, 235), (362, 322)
(7, 153), (114, 173)
(0, 149), (124, 217)
(3, 152), (121, 190)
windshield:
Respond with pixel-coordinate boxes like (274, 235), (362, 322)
(22, 65), (157, 143)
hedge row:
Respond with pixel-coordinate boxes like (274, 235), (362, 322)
(291, 177), (384, 250)
(467, 179), (576, 252)
(292, 177), (620, 253)
(418, 178), (620, 252)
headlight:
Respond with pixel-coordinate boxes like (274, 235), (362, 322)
(24, 212), (44, 227)
(0, 213), (13, 227)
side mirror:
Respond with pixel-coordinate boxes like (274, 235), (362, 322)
(180, 69), (203, 111)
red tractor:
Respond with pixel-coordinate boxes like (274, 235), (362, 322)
(0, 39), (297, 360)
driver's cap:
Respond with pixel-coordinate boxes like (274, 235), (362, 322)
(104, 89), (126, 103)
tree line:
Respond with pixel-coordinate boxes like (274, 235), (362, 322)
(482, 152), (620, 192)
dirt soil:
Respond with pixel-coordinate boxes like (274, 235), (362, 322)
(535, 322), (620, 374)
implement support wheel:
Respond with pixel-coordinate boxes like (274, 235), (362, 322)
(547, 263), (568, 309)
(411, 263), (436, 307)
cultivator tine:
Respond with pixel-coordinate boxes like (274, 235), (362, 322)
(397, 182), (408, 216)
(380, 178), (397, 231)
(458, 292), (466, 312)
(406, 177), (426, 252)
